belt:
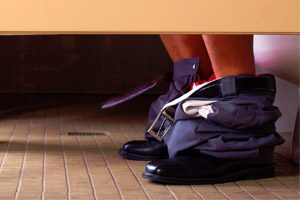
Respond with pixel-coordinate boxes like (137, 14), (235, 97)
(190, 74), (276, 98)
(147, 74), (276, 141)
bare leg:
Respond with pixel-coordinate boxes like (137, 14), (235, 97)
(160, 34), (213, 80)
(202, 35), (255, 78)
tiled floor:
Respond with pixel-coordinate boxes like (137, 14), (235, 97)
(0, 95), (299, 200)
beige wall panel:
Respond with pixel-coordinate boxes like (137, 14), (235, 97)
(0, 0), (299, 34)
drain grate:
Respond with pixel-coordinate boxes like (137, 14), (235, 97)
(68, 131), (109, 136)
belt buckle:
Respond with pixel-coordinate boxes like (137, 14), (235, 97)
(147, 107), (175, 142)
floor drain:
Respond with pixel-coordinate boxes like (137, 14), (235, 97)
(68, 131), (109, 136)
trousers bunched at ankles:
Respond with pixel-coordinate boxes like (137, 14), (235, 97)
(142, 74), (285, 184)
(146, 57), (215, 138)
(163, 74), (285, 160)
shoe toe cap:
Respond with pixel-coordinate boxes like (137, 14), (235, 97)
(122, 140), (143, 153)
(146, 159), (188, 177)
(145, 161), (163, 175)
(122, 142), (131, 151)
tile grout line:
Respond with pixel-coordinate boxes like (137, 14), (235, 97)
(112, 115), (166, 200)
(68, 101), (98, 200)
(111, 119), (151, 199)
(0, 96), (23, 198)
(58, 104), (72, 200)
(123, 157), (151, 199)
(274, 176), (300, 194)
(213, 185), (231, 200)
(0, 114), (6, 153)
(41, 104), (47, 200)
(190, 186), (204, 200)
(69, 102), (98, 200)
(76, 136), (98, 200)
(14, 110), (33, 200)
(92, 135), (125, 200)
(126, 117), (145, 138)
(233, 182), (261, 200)
(82, 103), (124, 200)
(165, 186), (178, 200)
(216, 182), (255, 200)
(254, 180), (283, 200)
(0, 117), (19, 172)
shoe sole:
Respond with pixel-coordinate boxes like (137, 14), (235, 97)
(142, 164), (274, 184)
(119, 149), (167, 161)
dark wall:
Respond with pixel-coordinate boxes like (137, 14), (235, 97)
(0, 35), (172, 94)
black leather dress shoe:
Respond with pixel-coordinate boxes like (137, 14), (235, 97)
(143, 152), (274, 184)
(119, 139), (169, 161)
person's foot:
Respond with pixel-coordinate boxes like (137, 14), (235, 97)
(119, 139), (168, 161)
(142, 151), (274, 184)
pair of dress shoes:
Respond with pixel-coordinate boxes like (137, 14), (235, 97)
(120, 140), (275, 184)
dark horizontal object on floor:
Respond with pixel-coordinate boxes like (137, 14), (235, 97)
(68, 131), (108, 136)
